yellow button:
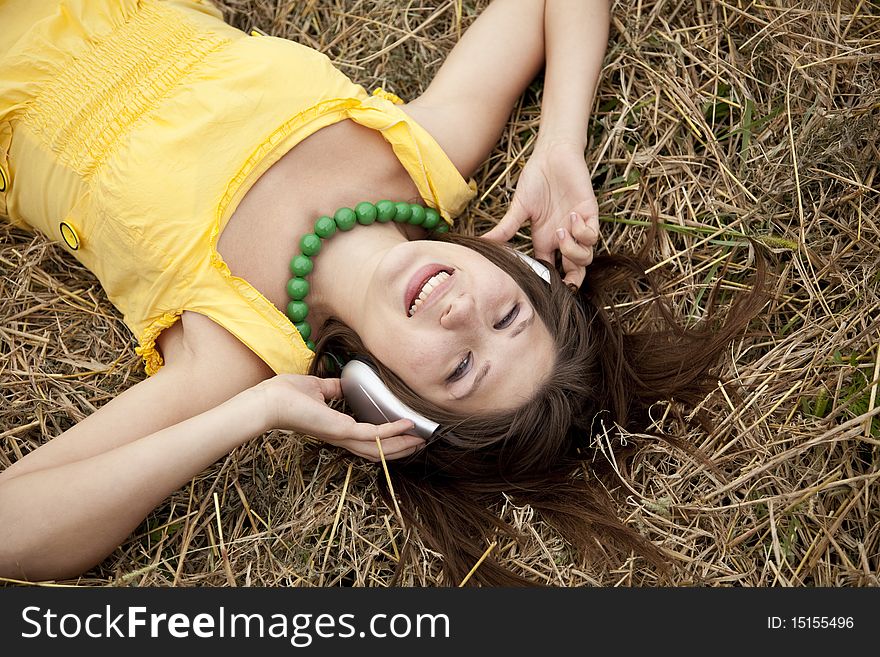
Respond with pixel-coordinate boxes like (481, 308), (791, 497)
(0, 167), (7, 192)
(59, 221), (81, 250)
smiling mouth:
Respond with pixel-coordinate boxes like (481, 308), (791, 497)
(408, 269), (453, 317)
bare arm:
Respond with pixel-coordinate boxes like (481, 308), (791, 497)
(0, 314), (274, 581)
(406, 0), (609, 174)
(0, 314), (419, 581)
(487, 0), (609, 288)
(536, 0), (610, 150)
(405, 0), (610, 286)
(0, 380), (269, 581)
(404, 0), (546, 179)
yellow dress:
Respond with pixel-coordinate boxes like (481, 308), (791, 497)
(0, 0), (476, 375)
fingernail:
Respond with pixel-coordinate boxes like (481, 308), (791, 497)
(556, 228), (566, 240)
(570, 212), (579, 225)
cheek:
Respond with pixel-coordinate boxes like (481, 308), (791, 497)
(391, 340), (446, 373)
(366, 326), (452, 379)
(486, 280), (513, 306)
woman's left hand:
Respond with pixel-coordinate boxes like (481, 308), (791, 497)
(482, 139), (599, 288)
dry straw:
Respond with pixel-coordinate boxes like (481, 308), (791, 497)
(1, 0), (878, 587)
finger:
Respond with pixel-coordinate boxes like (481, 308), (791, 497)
(308, 413), (412, 449)
(563, 273), (585, 289)
(381, 443), (424, 461)
(532, 236), (555, 267)
(562, 256), (586, 289)
(556, 228), (594, 267)
(584, 211), (600, 241)
(374, 434), (426, 461)
(568, 212), (599, 247)
(314, 376), (344, 401)
(348, 418), (416, 442)
(347, 433), (425, 462)
(481, 199), (529, 243)
(558, 228), (591, 289)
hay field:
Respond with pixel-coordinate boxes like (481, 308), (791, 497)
(1, 0), (878, 587)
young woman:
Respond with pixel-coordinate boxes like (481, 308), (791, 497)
(0, 0), (765, 585)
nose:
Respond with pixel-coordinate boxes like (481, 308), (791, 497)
(440, 292), (477, 330)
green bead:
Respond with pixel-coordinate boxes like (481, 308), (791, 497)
(408, 204), (426, 225)
(300, 233), (321, 256)
(334, 207), (357, 231)
(286, 277), (309, 300)
(355, 201), (377, 225)
(286, 299), (308, 323)
(290, 254), (313, 276)
(314, 215), (337, 238)
(306, 340), (316, 351)
(375, 199), (396, 223)
(434, 221), (450, 233)
(295, 321), (311, 341)
(393, 202), (412, 223)
(422, 207), (440, 230)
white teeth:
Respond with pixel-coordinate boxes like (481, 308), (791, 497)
(408, 271), (450, 316)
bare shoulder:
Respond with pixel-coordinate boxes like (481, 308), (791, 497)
(157, 311), (275, 385)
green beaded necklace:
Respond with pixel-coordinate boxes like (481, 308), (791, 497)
(286, 200), (449, 350)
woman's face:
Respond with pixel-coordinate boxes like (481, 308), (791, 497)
(355, 240), (556, 413)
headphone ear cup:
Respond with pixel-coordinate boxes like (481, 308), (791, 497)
(339, 358), (440, 440)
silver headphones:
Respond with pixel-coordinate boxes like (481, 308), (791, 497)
(339, 250), (551, 440)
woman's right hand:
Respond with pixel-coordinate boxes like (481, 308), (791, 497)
(254, 374), (424, 462)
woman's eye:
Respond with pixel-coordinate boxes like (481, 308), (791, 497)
(494, 304), (520, 329)
(448, 352), (472, 383)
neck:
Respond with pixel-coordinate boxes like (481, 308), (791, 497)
(306, 220), (424, 333)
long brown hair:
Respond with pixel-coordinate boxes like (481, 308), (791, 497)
(310, 232), (769, 585)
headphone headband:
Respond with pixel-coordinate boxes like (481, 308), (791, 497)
(511, 249), (552, 284)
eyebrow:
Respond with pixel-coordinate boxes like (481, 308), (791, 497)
(465, 363), (491, 398)
(510, 312), (535, 339)
(463, 313), (536, 398)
